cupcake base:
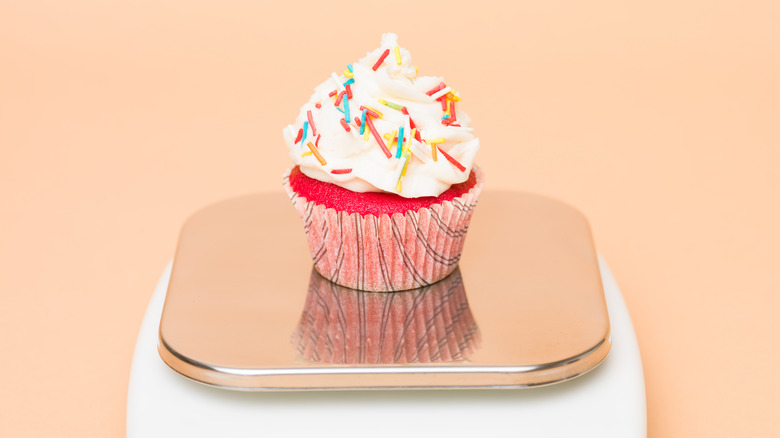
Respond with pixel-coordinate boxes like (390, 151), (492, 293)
(283, 166), (484, 292)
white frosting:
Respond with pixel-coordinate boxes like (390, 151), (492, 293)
(283, 33), (480, 198)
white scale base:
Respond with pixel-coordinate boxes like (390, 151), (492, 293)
(127, 257), (646, 437)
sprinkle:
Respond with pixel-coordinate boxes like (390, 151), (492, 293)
(336, 107), (344, 114)
(328, 90), (337, 98)
(302, 121), (309, 145)
(343, 78), (355, 86)
(343, 69), (353, 79)
(427, 138), (446, 145)
(386, 129), (397, 149)
(354, 116), (362, 128)
(301, 151), (312, 157)
(364, 116), (392, 158)
(378, 98), (405, 111)
(315, 103), (321, 109)
(401, 151), (411, 176)
(294, 128), (303, 144)
(394, 46), (402, 65)
(335, 90), (345, 106)
(447, 91), (461, 102)
(363, 123), (370, 141)
(396, 126), (404, 158)
(315, 134), (321, 147)
(430, 86), (452, 100)
(426, 82), (447, 96)
(359, 105), (383, 119)
(343, 93), (350, 122)
(414, 129), (422, 142)
(348, 64), (353, 73)
(441, 98), (448, 110)
(307, 141), (327, 166)
(307, 110), (317, 136)
(331, 72), (345, 91)
(431, 143), (438, 161)
(393, 151), (411, 192)
(436, 145), (466, 172)
(448, 101), (457, 122)
(345, 84), (353, 100)
(331, 168), (353, 174)
(372, 49), (390, 71)
(340, 119), (351, 132)
(442, 115), (450, 120)
(360, 109), (367, 135)
(409, 140), (431, 163)
(401, 106), (409, 115)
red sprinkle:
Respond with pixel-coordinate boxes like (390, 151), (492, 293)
(339, 119), (351, 132)
(330, 168), (353, 174)
(315, 134), (321, 147)
(360, 106), (382, 119)
(440, 98), (448, 110)
(401, 107), (409, 115)
(426, 82), (446, 96)
(294, 128), (303, 144)
(449, 101), (457, 122)
(328, 90), (337, 97)
(307, 110), (317, 136)
(354, 116), (362, 128)
(335, 90), (346, 106)
(345, 84), (353, 99)
(365, 117), (392, 158)
(372, 49), (390, 71)
(315, 103), (321, 109)
(436, 146), (466, 172)
(414, 129), (422, 142)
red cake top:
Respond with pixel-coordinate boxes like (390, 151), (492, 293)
(288, 166), (477, 216)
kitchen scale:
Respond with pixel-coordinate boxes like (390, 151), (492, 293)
(127, 191), (646, 436)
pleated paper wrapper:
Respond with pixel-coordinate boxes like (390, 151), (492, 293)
(292, 268), (480, 364)
(283, 167), (484, 292)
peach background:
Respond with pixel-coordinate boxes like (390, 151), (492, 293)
(1, 0), (778, 436)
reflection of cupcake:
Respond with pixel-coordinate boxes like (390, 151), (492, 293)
(282, 33), (482, 292)
(292, 267), (480, 364)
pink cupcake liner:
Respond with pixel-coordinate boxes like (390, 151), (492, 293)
(291, 268), (480, 364)
(283, 167), (484, 292)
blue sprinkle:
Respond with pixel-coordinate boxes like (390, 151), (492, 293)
(347, 64), (353, 73)
(336, 107), (344, 114)
(343, 94), (350, 122)
(343, 78), (355, 86)
(442, 114), (450, 119)
(360, 109), (367, 135)
(397, 126), (404, 158)
(301, 121), (309, 146)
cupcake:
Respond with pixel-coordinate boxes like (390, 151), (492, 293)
(283, 33), (482, 292)
(292, 267), (480, 364)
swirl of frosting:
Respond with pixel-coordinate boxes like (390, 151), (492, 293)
(283, 33), (480, 198)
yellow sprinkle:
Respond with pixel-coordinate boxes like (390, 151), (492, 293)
(387, 129), (397, 150)
(363, 123), (370, 141)
(431, 144), (438, 161)
(394, 46), (401, 65)
(306, 141), (327, 166)
(301, 151), (313, 157)
(343, 69), (353, 79)
(445, 100), (451, 116)
(408, 128), (416, 149)
(396, 179), (403, 193)
(378, 98), (387, 105)
(383, 133), (391, 140)
(426, 138), (446, 145)
(401, 151), (411, 176)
